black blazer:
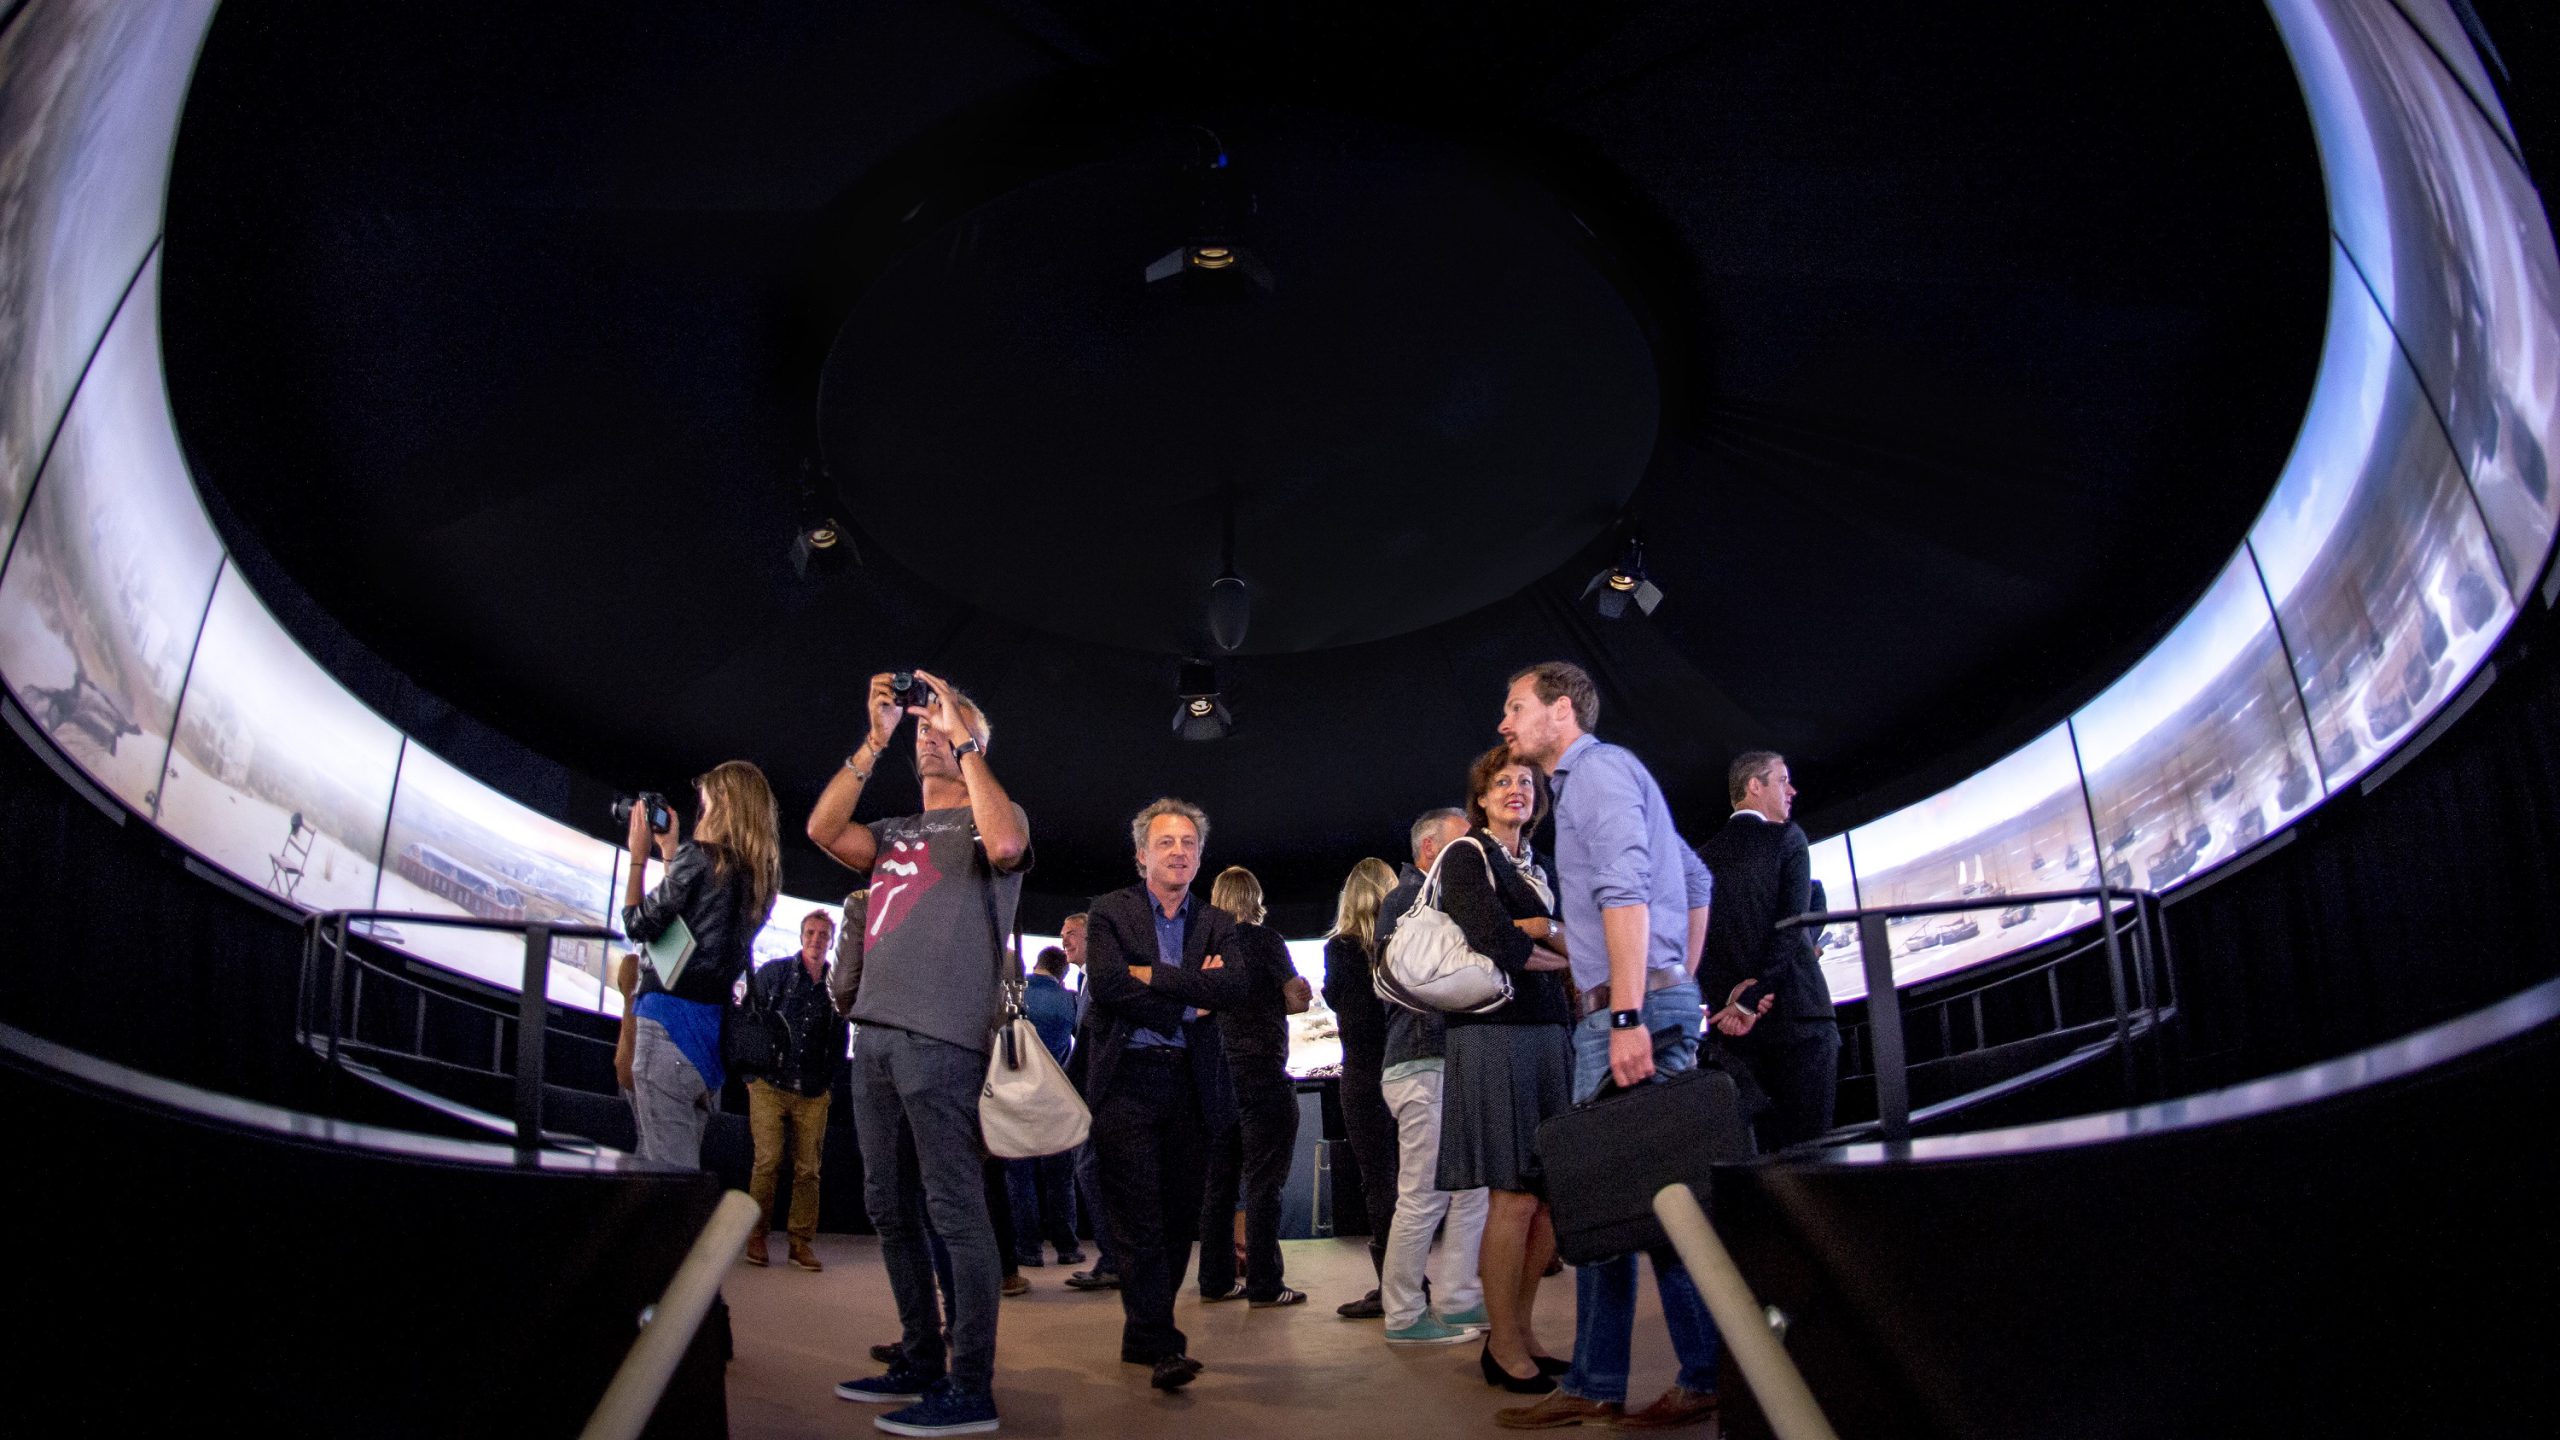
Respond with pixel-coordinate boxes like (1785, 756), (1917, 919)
(1697, 815), (1836, 1022)
(1080, 883), (1252, 1127)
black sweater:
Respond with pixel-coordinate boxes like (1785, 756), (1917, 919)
(1696, 814), (1836, 1023)
(1216, 920), (1298, 1093)
(1322, 933), (1389, 1076)
(1439, 829), (1572, 1028)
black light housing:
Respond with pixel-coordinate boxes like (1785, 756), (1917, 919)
(1173, 660), (1232, 742)
(1207, 572), (1250, 651)
(791, 461), (852, 578)
(1582, 536), (1663, 619)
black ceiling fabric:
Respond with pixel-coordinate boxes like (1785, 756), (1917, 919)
(160, 1), (2328, 932)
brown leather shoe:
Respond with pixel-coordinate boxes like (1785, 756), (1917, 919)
(1618, 1386), (1718, 1429)
(743, 1231), (769, 1267)
(1494, 1391), (1623, 1430)
(1002, 1273), (1031, 1297)
(788, 1239), (823, 1273)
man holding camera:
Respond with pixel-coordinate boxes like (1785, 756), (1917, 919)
(1079, 798), (1251, 1390)
(809, 670), (1031, 1438)
(1699, 751), (1840, 1151)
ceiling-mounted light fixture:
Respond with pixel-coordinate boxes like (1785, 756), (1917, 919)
(1582, 535), (1663, 619)
(1173, 659), (1232, 742)
(791, 460), (855, 579)
(1206, 491), (1249, 651)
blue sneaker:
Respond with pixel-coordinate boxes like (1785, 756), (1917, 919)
(1440, 1303), (1491, 1330)
(874, 1377), (1000, 1436)
(836, 1360), (942, 1404)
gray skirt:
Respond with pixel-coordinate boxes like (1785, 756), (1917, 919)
(1436, 1022), (1573, 1193)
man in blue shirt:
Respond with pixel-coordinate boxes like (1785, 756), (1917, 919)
(1006, 946), (1087, 1269)
(1492, 661), (1724, 1433)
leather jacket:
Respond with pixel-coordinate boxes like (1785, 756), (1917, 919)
(625, 841), (762, 1006)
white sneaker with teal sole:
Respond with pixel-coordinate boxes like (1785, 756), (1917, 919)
(1384, 1312), (1478, 1346)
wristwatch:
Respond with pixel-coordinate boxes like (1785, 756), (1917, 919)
(1609, 1008), (1643, 1030)
(952, 738), (982, 759)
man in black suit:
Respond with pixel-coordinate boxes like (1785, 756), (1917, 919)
(1697, 751), (1841, 1150)
(1080, 797), (1251, 1390)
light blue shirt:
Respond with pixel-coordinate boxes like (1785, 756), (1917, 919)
(1548, 732), (1714, 997)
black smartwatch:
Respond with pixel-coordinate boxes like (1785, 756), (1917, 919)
(1609, 1008), (1643, 1030)
(952, 738), (982, 759)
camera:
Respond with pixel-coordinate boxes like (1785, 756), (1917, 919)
(889, 671), (927, 711)
(611, 791), (673, 835)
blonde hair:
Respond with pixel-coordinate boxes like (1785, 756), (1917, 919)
(1210, 866), (1266, 926)
(693, 759), (781, 926)
(1326, 857), (1400, 953)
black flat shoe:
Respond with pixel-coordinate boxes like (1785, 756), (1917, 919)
(1480, 1340), (1559, 1394)
(1533, 1355), (1571, 1377)
(1151, 1354), (1204, 1391)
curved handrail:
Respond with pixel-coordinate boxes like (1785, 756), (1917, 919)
(1768, 887), (2169, 1147)
(301, 909), (618, 1154)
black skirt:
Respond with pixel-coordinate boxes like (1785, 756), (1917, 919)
(1437, 1021), (1572, 1193)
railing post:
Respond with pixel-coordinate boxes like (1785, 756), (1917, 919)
(326, 915), (350, 1114)
(1859, 911), (1909, 1148)
(514, 923), (551, 1154)
(2096, 887), (2136, 1105)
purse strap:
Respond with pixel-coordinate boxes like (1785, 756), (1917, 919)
(971, 824), (1027, 1071)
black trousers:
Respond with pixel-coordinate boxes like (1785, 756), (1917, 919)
(1335, 1061), (1398, 1278)
(1745, 1022), (1842, 1152)
(1092, 1052), (1211, 1362)
(1196, 1082), (1299, 1300)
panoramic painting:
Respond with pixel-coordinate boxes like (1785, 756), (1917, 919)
(2251, 256), (2513, 790)
(0, 260), (222, 812)
(2075, 551), (2327, 895)
(377, 742), (620, 1010)
(1846, 726), (2103, 990)
(157, 563), (400, 914)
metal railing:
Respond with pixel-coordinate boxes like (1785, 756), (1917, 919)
(297, 910), (617, 1154)
(1781, 885), (2173, 1148)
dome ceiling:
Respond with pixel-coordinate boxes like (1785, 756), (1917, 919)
(160, 0), (2328, 927)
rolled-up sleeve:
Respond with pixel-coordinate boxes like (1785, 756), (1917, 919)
(1578, 754), (1654, 910)
(1683, 844), (1714, 910)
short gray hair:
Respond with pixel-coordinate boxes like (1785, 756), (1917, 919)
(1410, 807), (1468, 862)
(1131, 796), (1211, 853)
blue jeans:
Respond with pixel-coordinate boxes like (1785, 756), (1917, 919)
(1562, 978), (1722, 1405)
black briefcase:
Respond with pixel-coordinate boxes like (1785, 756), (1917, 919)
(1536, 1060), (1757, 1265)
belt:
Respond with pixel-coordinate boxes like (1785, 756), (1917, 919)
(1575, 967), (1691, 1019)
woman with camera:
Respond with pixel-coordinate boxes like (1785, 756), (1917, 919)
(622, 760), (783, 1168)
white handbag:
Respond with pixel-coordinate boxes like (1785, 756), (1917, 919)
(1378, 836), (1515, 1015)
(969, 864), (1090, 1159)
(982, 1000), (1090, 1159)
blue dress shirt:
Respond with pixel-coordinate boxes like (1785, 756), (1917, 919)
(1129, 890), (1195, 1049)
(1548, 732), (1715, 996)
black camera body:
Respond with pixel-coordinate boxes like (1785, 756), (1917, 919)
(889, 671), (927, 711)
(611, 791), (674, 835)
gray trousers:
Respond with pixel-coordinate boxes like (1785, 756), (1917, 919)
(631, 1017), (711, 1168)
(849, 1025), (999, 1390)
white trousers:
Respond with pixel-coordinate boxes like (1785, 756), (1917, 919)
(1379, 1067), (1489, 1330)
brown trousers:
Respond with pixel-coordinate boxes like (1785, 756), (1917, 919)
(747, 1079), (832, 1242)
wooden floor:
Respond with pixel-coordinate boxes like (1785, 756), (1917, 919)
(723, 1232), (1709, 1438)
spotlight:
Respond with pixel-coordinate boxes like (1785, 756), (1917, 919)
(790, 460), (854, 579)
(1173, 660), (1232, 742)
(1581, 537), (1663, 619)
(1189, 245), (1236, 270)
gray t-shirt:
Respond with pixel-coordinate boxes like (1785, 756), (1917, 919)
(846, 804), (1033, 1055)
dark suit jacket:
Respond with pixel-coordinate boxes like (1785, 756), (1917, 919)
(1081, 883), (1252, 1129)
(1698, 814), (1836, 1023)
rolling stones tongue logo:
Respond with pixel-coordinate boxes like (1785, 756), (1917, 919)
(868, 834), (947, 944)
